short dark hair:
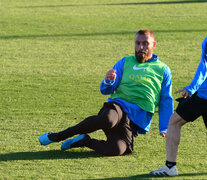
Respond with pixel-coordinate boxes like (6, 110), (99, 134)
(136, 29), (155, 40)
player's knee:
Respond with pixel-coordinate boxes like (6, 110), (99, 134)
(103, 142), (127, 156)
(168, 112), (187, 127)
(100, 112), (118, 129)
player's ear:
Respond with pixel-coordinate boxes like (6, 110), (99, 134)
(153, 41), (156, 49)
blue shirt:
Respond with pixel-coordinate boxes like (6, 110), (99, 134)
(100, 54), (173, 134)
(185, 37), (207, 100)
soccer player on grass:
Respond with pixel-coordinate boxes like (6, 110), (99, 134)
(150, 36), (207, 176)
(39, 29), (173, 156)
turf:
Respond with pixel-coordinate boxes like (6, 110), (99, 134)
(0, 0), (207, 179)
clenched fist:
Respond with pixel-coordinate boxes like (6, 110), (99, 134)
(105, 69), (116, 81)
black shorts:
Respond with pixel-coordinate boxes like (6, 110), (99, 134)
(176, 94), (207, 125)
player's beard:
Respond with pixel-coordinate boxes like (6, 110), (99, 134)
(135, 50), (152, 63)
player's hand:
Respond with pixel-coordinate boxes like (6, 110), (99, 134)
(175, 88), (191, 98)
(106, 69), (116, 81)
(160, 132), (166, 137)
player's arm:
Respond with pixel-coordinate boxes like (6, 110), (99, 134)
(158, 66), (174, 137)
(181, 37), (207, 96)
(100, 57), (125, 95)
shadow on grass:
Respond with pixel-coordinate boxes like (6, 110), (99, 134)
(0, 31), (136, 40)
(95, 172), (207, 179)
(17, 0), (207, 8)
(0, 29), (207, 40)
(105, 0), (207, 6)
(0, 150), (101, 161)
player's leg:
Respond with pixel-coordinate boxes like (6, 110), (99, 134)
(167, 94), (207, 162)
(61, 107), (134, 156)
(166, 112), (187, 162)
(149, 112), (186, 176)
(61, 130), (133, 156)
(87, 138), (130, 156)
(48, 107), (120, 142)
(39, 103), (123, 145)
(60, 134), (130, 156)
(88, 111), (134, 156)
(150, 94), (204, 176)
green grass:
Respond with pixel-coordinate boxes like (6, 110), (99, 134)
(0, 0), (207, 179)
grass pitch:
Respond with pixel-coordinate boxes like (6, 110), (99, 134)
(0, 0), (207, 179)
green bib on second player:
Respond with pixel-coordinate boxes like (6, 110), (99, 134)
(110, 55), (167, 113)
